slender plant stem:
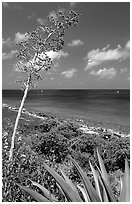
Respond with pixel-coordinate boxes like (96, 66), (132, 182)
(9, 76), (30, 162)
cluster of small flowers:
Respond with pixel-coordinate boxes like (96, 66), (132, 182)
(14, 10), (80, 90)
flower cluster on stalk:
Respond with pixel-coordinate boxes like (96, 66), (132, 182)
(14, 10), (80, 90)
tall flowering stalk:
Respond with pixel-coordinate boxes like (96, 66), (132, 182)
(9, 10), (80, 162)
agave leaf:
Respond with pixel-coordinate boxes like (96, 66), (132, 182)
(70, 156), (101, 202)
(77, 185), (90, 202)
(89, 161), (109, 202)
(89, 161), (103, 201)
(98, 175), (110, 202)
(16, 183), (50, 202)
(56, 182), (68, 202)
(29, 179), (58, 202)
(43, 163), (83, 202)
(99, 175), (117, 202)
(97, 149), (110, 185)
(119, 159), (130, 202)
(60, 169), (78, 192)
(120, 176), (123, 192)
(97, 149), (116, 201)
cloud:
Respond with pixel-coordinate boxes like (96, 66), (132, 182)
(27, 13), (36, 19)
(3, 32), (28, 48)
(90, 67), (117, 79)
(2, 2), (22, 10)
(70, 2), (78, 7)
(45, 50), (69, 68)
(2, 50), (17, 60)
(68, 39), (83, 47)
(14, 32), (29, 44)
(2, 37), (13, 47)
(85, 41), (130, 70)
(37, 18), (46, 25)
(2, 2), (9, 7)
(61, 68), (77, 78)
(37, 10), (58, 25)
(48, 10), (58, 21)
(46, 50), (69, 60)
(125, 40), (130, 49)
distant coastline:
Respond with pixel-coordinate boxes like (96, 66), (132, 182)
(2, 89), (130, 133)
(3, 102), (130, 138)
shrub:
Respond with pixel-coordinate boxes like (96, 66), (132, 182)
(16, 150), (130, 202)
(69, 134), (130, 172)
(30, 132), (69, 163)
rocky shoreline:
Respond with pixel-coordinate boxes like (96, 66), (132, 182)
(2, 103), (130, 139)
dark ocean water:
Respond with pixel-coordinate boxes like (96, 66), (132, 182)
(2, 89), (130, 132)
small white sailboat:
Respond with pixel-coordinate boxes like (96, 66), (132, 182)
(116, 90), (120, 94)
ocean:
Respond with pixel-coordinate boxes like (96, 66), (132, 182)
(2, 89), (130, 133)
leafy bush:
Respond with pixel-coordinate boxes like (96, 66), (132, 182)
(57, 121), (81, 139)
(29, 132), (69, 163)
(69, 133), (130, 172)
(16, 150), (130, 202)
(34, 119), (59, 133)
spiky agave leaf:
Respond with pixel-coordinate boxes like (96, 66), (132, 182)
(43, 163), (83, 202)
(16, 183), (50, 202)
(59, 169), (82, 201)
(119, 158), (130, 202)
(60, 169), (79, 192)
(97, 149), (116, 201)
(97, 149), (110, 185)
(89, 161), (109, 202)
(70, 156), (101, 202)
(77, 184), (90, 202)
(29, 179), (58, 202)
(56, 182), (68, 202)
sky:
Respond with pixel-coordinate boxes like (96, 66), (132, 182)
(2, 1), (130, 89)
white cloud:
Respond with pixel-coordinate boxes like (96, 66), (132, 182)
(2, 37), (12, 47)
(125, 40), (130, 49)
(61, 68), (77, 78)
(48, 10), (58, 21)
(45, 50), (69, 68)
(2, 2), (22, 10)
(3, 2), (9, 7)
(70, 2), (78, 7)
(37, 18), (46, 25)
(68, 39), (83, 47)
(3, 32), (28, 47)
(2, 50), (17, 60)
(85, 41), (130, 70)
(27, 13), (35, 19)
(46, 50), (69, 60)
(14, 32), (29, 44)
(37, 10), (58, 25)
(90, 67), (117, 79)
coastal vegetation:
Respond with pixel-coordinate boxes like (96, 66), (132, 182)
(2, 105), (130, 201)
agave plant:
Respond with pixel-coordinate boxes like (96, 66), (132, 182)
(16, 149), (130, 202)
